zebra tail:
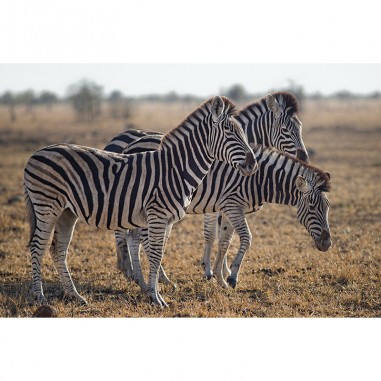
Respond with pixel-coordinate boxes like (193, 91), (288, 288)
(23, 183), (36, 248)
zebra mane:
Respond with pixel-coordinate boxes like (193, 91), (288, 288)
(272, 91), (299, 114)
(240, 91), (299, 117)
(160, 96), (238, 148)
(250, 143), (331, 192)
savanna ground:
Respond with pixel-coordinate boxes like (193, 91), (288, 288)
(1, 97), (380, 317)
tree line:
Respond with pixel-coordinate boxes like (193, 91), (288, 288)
(1, 79), (380, 123)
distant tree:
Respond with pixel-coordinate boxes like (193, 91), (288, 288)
(334, 90), (355, 99)
(225, 84), (247, 102)
(0, 91), (16, 122)
(109, 90), (123, 102)
(367, 91), (381, 99)
(309, 91), (324, 100)
(67, 80), (103, 123)
(38, 91), (58, 110)
(107, 90), (132, 120)
(16, 89), (36, 113)
(366, 90), (381, 99)
(163, 91), (179, 103)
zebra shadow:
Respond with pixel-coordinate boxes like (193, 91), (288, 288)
(0, 279), (144, 317)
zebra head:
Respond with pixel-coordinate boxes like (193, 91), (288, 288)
(209, 96), (257, 176)
(295, 172), (331, 252)
(266, 92), (309, 162)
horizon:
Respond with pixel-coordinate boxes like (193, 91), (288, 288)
(1, 64), (380, 98)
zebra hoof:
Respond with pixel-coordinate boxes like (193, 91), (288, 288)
(227, 276), (237, 289)
(126, 275), (135, 283)
(138, 282), (148, 293)
(204, 272), (214, 280)
(120, 270), (134, 282)
(150, 296), (167, 308)
(216, 277), (229, 288)
(33, 294), (48, 305)
(64, 293), (88, 306)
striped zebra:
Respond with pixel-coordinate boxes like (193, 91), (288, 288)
(119, 137), (331, 290)
(196, 144), (331, 288)
(23, 96), (257, 308)
(105, 92), (309, 286)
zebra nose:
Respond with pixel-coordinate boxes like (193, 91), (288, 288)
(320, 229), (332, 251)
(297, 149), (309, 163)
(237, 152), (257, 176)
(245, 152), (258, 174)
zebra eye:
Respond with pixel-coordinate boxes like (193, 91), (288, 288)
(282, 124), (290, 131)
(308, 204), (315, 212)
(225, 123), (234, 132)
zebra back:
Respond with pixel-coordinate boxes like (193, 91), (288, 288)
(104, 92), (307, 161)
(104, 129), (162, 153)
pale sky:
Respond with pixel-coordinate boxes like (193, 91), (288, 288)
(0, 64), (380, 98)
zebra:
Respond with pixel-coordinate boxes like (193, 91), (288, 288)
(198, 144), (331, 288)
(23, 96), (257, 308)
(104, 92), (310, 286)
(117, 137), (331, 290)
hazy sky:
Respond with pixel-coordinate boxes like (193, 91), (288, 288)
(0, 64), (380, 97)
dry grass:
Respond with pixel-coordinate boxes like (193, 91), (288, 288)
(1, 98), (381, 317)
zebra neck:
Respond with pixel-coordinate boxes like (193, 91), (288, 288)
(254, 148), (305, 206)
(160, 124), (214, 197)
(238, 109), (273, 146)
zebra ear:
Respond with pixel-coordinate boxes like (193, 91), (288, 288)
(266, 94), (283, 118)
(211, 96), (225, 122)
(296, 175), (310, 193)
(324, 172), (331, 180)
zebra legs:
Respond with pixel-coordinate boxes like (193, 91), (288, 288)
(202, 213), (218, 279)
(49, 209), (87, 305)
(216, 214), (233, 278)
(213, 215), (235, 288)
(222, 210), (252, 289)
(146, 216), (169, 307)
(29, 216), (57, 304)
(140, 225), (175, 288)
(127, 228), (147, 291)
(115, 229), (134, 281)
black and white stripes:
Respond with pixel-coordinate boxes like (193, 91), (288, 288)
(24, 96), (256, 307)
(202, 144), (332, 288)
(107, 92), (310, 287)
(120, 139), (331, 290)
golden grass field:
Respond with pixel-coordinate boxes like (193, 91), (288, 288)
(1, 97), (380, 317)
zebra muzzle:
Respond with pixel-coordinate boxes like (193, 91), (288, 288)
(237, 152), (258, 176)
(316, 229), (332, 252)
(296, 149), (309, 163)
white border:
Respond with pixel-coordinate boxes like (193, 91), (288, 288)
(0, 0), (380, 63)
(1, 1), (380, 380)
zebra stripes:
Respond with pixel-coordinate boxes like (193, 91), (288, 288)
(24, 96), (257, 307)
(104, 128), (162, 153)
(203, 144), (331, 288)
(120, 138), (331, 290)
(104, 92), (308, 160)
(106, 92), (309, 287)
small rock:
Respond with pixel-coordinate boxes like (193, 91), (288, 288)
(32, 305), (57, 318)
